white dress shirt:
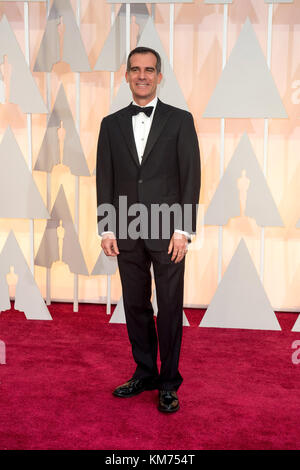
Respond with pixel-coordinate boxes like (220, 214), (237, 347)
(131, 96), (157, 164)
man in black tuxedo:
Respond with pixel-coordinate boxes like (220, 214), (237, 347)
(96, 47), (200, 413)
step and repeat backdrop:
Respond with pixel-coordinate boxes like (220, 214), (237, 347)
(0, 0), (299, 329)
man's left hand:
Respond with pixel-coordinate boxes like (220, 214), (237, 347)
(168, 232), (188, 264)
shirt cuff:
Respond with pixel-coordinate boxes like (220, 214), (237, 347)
(174, 229), (190, 239)
(101, 231), (115, 238)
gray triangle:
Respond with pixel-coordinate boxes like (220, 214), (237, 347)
(91, 250), (118, 276)
(200, 239), (281, 331)
(0, 15), (47, 114)
(61, 224), (89, 275)
(203, 18), (288, 118)
(34, 85), (89, 176)
(109, 296), (126, 324)
(94, 4), (149, 72)
(34, 219), (59, 269)
(109, 79), (134, 114)
(0, 231), (52, 320)
(204, 133), (284, 227)
(35, 186), (89, 275)
(296, 219), (300, 228)
(34, 0), (90, 72)
(50, 185), (74, 222)
(0, 127), (49, 219)
(110, 16), (189, 113)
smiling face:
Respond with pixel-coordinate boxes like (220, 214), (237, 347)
(125, 52), (163, 106)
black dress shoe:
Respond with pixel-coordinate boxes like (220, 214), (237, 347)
(113, 378), (157, 398)
(158, 390), (180, 413)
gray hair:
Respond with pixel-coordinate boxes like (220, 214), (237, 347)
(126, 47), (162, 74)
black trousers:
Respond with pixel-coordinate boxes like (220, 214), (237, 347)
(117, 238), (185, 391)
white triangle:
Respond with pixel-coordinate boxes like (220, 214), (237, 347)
(204, 133), (284, 227)
(296, 219), (300, 229)
(0, 231), (52, 320)
(0, 15), (47, 114)
(109, 296), (126, 324)
(110, 17), (189, 113)
(203, 18), (288, 118)
(91, 250), (118, 276)
(182, 311), (190, 327)
(292, 314), (300, 332)
(199, 239), (281, 331)
(0, 128), (49, 219)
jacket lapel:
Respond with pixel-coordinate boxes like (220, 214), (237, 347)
(116, 105), (140, 168)
(141, 99), (171, 166)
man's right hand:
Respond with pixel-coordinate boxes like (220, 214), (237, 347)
(101, 233), (119, 256)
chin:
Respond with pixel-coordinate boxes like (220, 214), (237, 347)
(134, 92), (154, 101)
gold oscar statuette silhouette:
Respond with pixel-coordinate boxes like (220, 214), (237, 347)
(57, 120), (67, 168)
(56, 220), (65, 265)
(53, 16), (71, 74)
(0, 54), (22, 124)
(229, 169), (256, 234)
(6, 265), (18, 300)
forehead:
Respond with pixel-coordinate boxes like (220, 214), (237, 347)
(129, 52), (157, 69)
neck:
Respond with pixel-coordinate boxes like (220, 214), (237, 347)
(133, 96), (156, 107)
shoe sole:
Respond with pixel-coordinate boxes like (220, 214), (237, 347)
(112, 384), (157, 398)
(112, 389), (145, 398)
(157, 404), (180, 413)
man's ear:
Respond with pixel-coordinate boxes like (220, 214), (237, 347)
(157, 73), (163, 84)
(125, 71), (129, 83)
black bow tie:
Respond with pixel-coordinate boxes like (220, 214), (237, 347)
(130, 104), (154, 117)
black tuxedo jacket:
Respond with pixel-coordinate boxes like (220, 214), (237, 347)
(96, 99), (201, 251)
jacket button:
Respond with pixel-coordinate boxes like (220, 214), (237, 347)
(138, 179), (143, 184)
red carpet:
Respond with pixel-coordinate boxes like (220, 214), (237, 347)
(0, 302), (299, 450)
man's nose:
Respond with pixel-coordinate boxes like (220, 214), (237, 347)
(138, 69), (146, 79)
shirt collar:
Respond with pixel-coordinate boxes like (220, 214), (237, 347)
(132, 96), (158, 112)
